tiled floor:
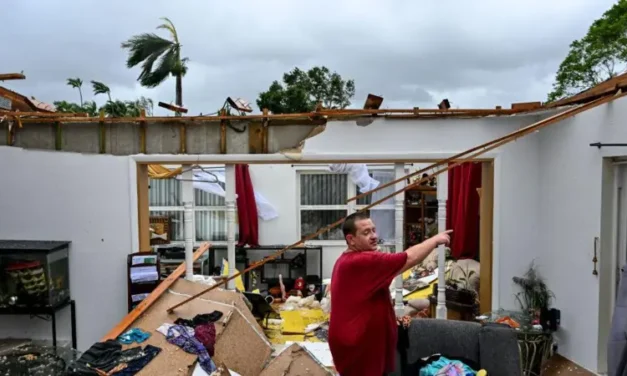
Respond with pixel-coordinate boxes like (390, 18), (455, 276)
(542, 355), (596, 376)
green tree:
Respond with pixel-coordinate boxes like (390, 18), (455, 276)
(53, 100), (98, 117)
(66, 78), (84, 106)
(257, 66), (356, 113)
(91, 80), (112, 102)
(121, 17), (188, 111)
(547, 0), (627, 102)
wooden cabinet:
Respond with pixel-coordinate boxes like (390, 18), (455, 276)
(403, 185), (438, 249)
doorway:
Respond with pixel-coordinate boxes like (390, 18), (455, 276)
(598, 160), (627, 374)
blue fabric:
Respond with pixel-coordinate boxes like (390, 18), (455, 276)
(166, 324), (216, 374)
(419, 356), (477, 376)
(117, 328), (151, 345)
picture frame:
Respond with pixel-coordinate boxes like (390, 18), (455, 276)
(149, 215), (171, 245)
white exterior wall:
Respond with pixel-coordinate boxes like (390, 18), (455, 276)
(537, 96), (627, 373)
(0, 146), (135, 351)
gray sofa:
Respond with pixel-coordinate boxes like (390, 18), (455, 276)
(392, 319), (521, 376)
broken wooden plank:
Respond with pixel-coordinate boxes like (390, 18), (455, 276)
(101, 243), (210, 341)
(0, 73), (26, 81)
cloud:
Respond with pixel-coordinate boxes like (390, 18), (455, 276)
(2, 0), (617, 114)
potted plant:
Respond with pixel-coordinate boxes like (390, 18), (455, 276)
(513, 261), (554, 323)
(433, 264), (477, 306)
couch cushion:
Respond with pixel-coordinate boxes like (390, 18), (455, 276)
(406, 319), (481, 365)
(478, 323), (521, 376)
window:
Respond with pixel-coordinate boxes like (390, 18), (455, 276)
(149, 175), (237, 243)
(297, 168), (397, 243)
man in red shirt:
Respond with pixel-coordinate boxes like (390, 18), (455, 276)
(328, 212), (452, 376)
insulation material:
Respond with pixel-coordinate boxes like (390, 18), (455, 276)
(259, 343), (333, 376)
(276, 124), (326, 159)
(121, 279), (271, 376)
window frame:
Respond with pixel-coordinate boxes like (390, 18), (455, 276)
(148, 168), (231, 246)
(296, 165), (399, 246)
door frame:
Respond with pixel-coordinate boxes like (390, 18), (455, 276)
(597, 157), (627, 374)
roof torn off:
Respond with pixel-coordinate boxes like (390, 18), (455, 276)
(260, 343), (333, 376)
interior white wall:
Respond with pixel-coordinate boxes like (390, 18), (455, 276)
(537, 96), (627, 373)
(0, 146), (133, 352)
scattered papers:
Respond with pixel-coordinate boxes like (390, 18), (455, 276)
(284, 342), (333, 367)
(130, 265), (159, 283)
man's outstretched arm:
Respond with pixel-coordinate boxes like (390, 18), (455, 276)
(400, 230), (452, 274)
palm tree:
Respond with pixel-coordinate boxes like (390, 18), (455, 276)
(66, 78), (83, 106)
(91, 81), (112, 102)
(121, 17), (188, 112)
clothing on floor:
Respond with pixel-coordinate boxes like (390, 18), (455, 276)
(194, 323), (217, 357)
(157, 323), (195, 337)
(418, 355), (477, 376)
(68, 340), (123, 375)
(166, 324), (217, 374)
(117, 328), (151, 345)
(113, 345), (161, 376)
(67, 340), (160, 376)
(328, 249), (408, 376)
(174, 311), (223, 328)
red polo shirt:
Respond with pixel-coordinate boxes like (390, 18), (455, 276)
(328, 250), (408, 376)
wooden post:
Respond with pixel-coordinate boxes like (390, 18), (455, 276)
(262, 108), (269, 153)
(436, 172), (448, 319)
(181, 165), (194, 280)
(139, 109), (146, 154)
(394, 163), (405, 316)
(55, 122), (62, 151)
(479, 161), (494, 313)
(225, 164), (237, 289)
(137, 164), (151, 252)
(220, 109), (227, 154)
(99, 110), (106, 154)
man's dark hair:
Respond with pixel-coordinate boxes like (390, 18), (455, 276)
(342, 212), (371, 239)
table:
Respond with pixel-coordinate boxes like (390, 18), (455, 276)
(478, 310), (553, 376)
(0, 299), (77, 349)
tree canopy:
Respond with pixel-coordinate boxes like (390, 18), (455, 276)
(257, 66), (355, 113)
(121, 17), (187, 108)
(547, 0), (627, 102)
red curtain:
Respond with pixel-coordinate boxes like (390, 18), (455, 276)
(446, 162), (482, 259)
(235, 164), (259, 247)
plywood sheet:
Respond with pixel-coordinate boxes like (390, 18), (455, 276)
(121, 279), (272, 376)
(259, 343), (332, 376)
(171, 279), (264, 335)
(126, 290), (233, 376)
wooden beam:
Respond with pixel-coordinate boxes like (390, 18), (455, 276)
(511, 101), (542, 111)
(0, 73), (26, 81)
(261, 108), (269, 153)
(0, 106), (537, 124)
(98, 110), (106, 154)
(220, 109), (227, 154)
(479, 161), (494, 314)
(101, 244), (210, 341)
(158, 101), (188, 114)
(139, 109), (147, 154)
(137, 164), (150, 252)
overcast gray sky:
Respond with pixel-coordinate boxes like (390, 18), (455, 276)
(2, 0), (617, 115)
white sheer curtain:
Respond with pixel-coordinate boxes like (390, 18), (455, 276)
(369, 170), (395, 245)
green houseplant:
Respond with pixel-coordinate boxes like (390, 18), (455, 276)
(513, 261), (555, 321)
